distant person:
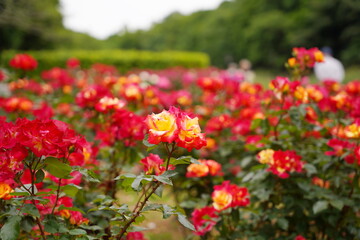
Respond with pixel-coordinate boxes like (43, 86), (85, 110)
(226, 62), (243, 82)
(239, 59), (255, 83)
(314, 47), (345, 83)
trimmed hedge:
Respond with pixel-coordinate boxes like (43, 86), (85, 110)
(0, 49), (210, 73)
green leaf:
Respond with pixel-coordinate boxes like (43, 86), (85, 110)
(142, 203), (163, 212)
(0, 215), (21, 240)
(154, 175), (172, 185)
(313, 201), (328, 214)
(114, 173), (136, 181)
(154, 184), (164, 197)
(131, 175), (144, 191)
(161, 170), (178, 178)
(9, 191), (30, 196)
(162, 205), (176, 219)
(143, 135), (156, 148)
(260, 119), (271, 135)
(35, 169), (45, 183)
(21, 204), (40, 218)
(251, 118), (262, 130)
(44, 157), (72, 179)
(242, 172), (255, 182)
(177, 214), (195, 231)
(69, 229), (87, 235)
(277, 218), (289, 230)
(75, 168), (100, 183)
(169, 156), (199, 165)
(44, 215), (61, 234)
(62, 184), (82, 197)
(303, 163), (317, 175)
(146, 145), (158, 152)
(129, 226), (149, 232)
(330, 200), (344, 210)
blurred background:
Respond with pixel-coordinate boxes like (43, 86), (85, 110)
(1, 0), (360, 70)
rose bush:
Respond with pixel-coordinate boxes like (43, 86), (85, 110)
(0, 48), (359, 240)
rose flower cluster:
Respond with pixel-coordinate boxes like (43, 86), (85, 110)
(192, 180), (250, 235)
(287, 47), (324, 72)
(0, 117), (93, 224)
(186, 159), (223, 178)
(257, 149), (304, 178)
(145, 106), (207, 151)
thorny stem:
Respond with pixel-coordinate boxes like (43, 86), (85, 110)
(51, 154), (70, 215)
(26, 156), (47, 240)
(51, 178), (62, 215)
(116, 143), (176, 239)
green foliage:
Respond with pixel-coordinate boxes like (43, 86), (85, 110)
(0, 49), (210, 73)
(44, 157), (72, 179)
(0, 216), (21, 240)
(108, 0), (360, 68)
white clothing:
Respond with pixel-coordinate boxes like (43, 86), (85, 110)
(314, 55), (345, 82)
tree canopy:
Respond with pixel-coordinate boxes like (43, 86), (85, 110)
(1, 0), (360, 69)
(108, 0), (360, 68)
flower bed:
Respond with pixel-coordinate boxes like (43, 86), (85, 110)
(0, 48), (359, 240)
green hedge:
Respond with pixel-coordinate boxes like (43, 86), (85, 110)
(0, 49), (210, 73)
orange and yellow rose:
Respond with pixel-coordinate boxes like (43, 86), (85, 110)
(0, 182), (13, 200)
(146, 108), (178, 144)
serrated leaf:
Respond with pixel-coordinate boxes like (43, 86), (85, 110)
(44, 157), (72, 179)
(142, 203), (163, 212)
(169, 156), (198, 165)
(154, 175), (172, 185)
(35, 169), (45, 183)
(44, 215), (62, 234)
(330, 200), (344, 210)
(114, 173), (136, 181)
(277, 218), (289, 230)
(177, 214), (195, 231)
(0, 215), (21, 240)
(162, 205), (176, 219)
(129, 226), (149, 232)
(131, 176), (144, 191)
(242, 172), (255, 182)
(9, 191), (30, 196)
(62, 184), (82, 197)
(161, 170), (178, 178)
(304, 163), (317, 175)
(69, 229), (87, 235)
(21, 204), (40, 218)
(313, 201), (328, 214)
(76, 168), (100, 183)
